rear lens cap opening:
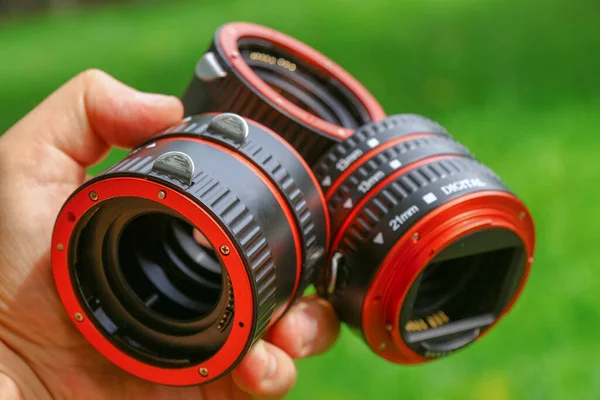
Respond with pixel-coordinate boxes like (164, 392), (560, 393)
(238, 38), (371, 129)
(72, 198), (232, 366)
(117, 213), (224, 322)
(400, 228), (526, 356)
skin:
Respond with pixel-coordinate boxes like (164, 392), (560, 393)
(0, 70), (340, 400)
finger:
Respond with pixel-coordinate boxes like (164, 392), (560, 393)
(193, 228), (212, 248)
(266, 294), (340, 359)
(231, 340), (297, 400)
(1, 69), (183, 168)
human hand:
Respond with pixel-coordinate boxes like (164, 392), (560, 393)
(0, 70), (340, 400)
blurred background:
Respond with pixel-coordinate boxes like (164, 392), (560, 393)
(1, 0), (598, 398)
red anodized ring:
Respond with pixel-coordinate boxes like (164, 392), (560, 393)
(361, 191), (536, 363)
(52, 177), (254, 386)
(217, 22), (386, 141)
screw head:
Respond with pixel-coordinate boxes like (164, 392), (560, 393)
(56, 243), (64, 251)
(199, 367), (209, 377)
(231, 51), (239, 58)
(518, 211), (526, 220)
(378, 342), (387, 351)
(220, 245), (230, 255)
(385, 324), (393, 332)
(411, 232), (420, 242)
(158, 190), (166, 200)
(74, 312), (84, 322)
(89, 191), (99, 201)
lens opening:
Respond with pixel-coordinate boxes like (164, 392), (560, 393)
(238, 38), (371, 129)
(401, 228), (526, 355)
(71, 197), (234, 366)
(117, 213), (223, 321)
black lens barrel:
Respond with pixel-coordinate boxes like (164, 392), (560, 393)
(67, 113), (327, 376)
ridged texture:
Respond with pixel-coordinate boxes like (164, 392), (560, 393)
(146, 118), (323, 299)
(238, 139), (320, 294)
(188, 171), (277, 341)
(328, 135), (471, 213)
(338, 157), (502, 256)
(313, 114), (451, 187)
(201, 72), (335, 164)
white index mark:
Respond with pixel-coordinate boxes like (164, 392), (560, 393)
(422, 192), (438, 204)
(343, 198), (353, 209)
(389, 159), (402, 170)
(321, 176), (332, 187)
(366, 138), (380, 148)
(146, 143), (156, 149)
(373, 232), (384, 244)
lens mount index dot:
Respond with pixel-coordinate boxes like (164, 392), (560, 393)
(366, 138), (380, 148)
(373, 232), (384, 245)
(343, 198), (353, 209)
(422, 192), (438, 205)
(321, 176), (332, 187)
(389, 159), (402, 170)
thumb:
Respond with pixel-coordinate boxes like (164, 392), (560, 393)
(0, 69), (183, 172)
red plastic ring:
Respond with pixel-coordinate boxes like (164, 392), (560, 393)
(218, 22), (386, 140)
(52, 177), (254, 385)
(361, 191), (536, 364)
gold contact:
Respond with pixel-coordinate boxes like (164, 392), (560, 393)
(405, 311), (450, 332)
(217, 277), (235, 332)
(249, 52), (297, 72)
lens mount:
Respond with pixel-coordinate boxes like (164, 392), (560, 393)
(315, 115), (536, 364)
(53, 177), (254, 385)
(181, 22), (386, 163)
(361, 192), (534, 363)
(52, 113), (328, 385)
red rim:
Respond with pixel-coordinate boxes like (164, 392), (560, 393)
(217, 22), (386, 140)
(361, 191), (535, 363)
(328, 155), (457, 254)
(52, 177), (254, 385)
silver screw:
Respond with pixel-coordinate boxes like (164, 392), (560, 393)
(158, 191), (166, 200)
(89, 191), (99, 201)
(199, 367), (209, 377)
(220, 245), (230, 255)
(518, 211), (526, 220)
(74, 313), (84, 322)
(411, 232), (420, 242)
(232, 51), (239, 58)
(379, 343), (387, 351)
(385, 324), (393, 332)
(57, 244), (64, 251)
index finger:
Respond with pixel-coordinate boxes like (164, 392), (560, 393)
(266, 294), (341, 359)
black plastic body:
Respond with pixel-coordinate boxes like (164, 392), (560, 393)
(66, 114), (327, 378)
(314, 115), (528, 358)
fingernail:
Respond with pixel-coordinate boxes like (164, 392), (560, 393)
(135, 92), (181, 108)
(254, 341), (278, 379)
(296, 302), (319, 355)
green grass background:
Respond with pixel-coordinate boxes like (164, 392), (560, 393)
(1, 0), (599, 398)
